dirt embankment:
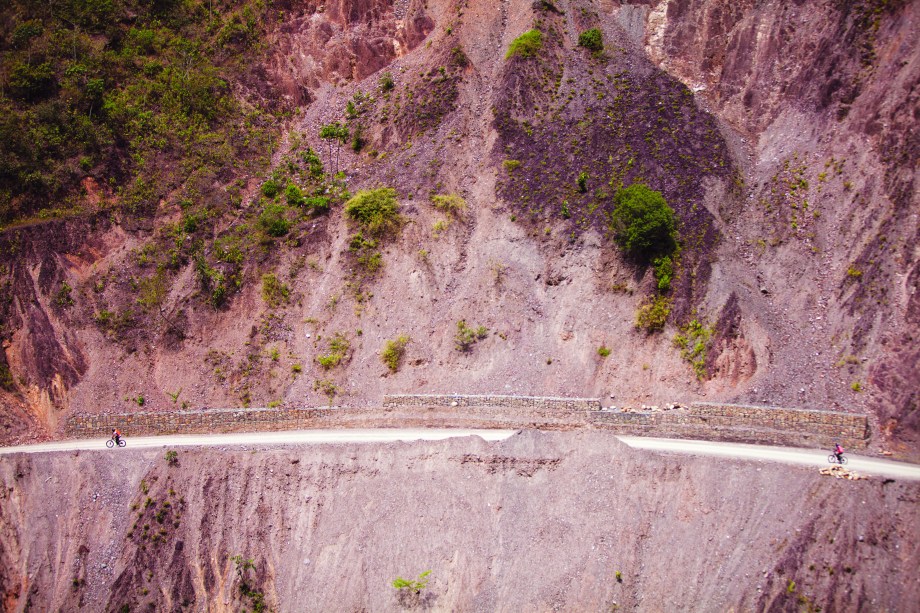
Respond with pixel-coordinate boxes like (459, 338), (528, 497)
(1, 431), (917, 611)
(0, 0), (917, 458)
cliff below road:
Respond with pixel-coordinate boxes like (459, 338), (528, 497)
(1, 431), (917, 611)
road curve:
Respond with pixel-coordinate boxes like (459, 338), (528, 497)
(617, 436), (920, 481)
(0, 428), (518, 455)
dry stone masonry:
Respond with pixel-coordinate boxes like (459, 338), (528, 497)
(64, 395), (869, 450)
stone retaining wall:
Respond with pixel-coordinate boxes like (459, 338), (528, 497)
(382, 394), (600, 411)
(63, 396), (870, 450)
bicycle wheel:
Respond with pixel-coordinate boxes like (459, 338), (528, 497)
(827, 454), (836, 464)
(118, 439), (126, 447)
(839, 455), (847, 465)
(106, 439), (114, 448)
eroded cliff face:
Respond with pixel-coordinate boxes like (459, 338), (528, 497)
(631, 0), (920, 456)
(1, 432), (918, 611)
(0, 0), (917, 456)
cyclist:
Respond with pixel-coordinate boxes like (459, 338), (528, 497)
(833, 442), (845, 464)
(112, 428), (122, 447)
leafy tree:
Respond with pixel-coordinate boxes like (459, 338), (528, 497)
(319, 122), (349, 174)
(608, 183), (676, 260)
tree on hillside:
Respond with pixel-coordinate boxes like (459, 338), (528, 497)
(608, 183), (677, 261)
(319, 122), (349, 175)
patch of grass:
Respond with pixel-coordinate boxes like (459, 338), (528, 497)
(313, 378), (339, 402)
(291, 363), (302, 374)
(165, 450), (178, 466)
(317, 333), (349, 369)
(847, 267), (863, 279)
(432, 219), (449, 236)
(503, 159), (521, 172)
(851, 381), (862, 392)
(455, 319), (488, 351)
(597, 346), (611, 358)
(672, 319), (712, 379)
(379, 71), (395, 92)
(261, 273), (290, 308)
(381, 335), (410, 373)
(506, 30), (543, 59)
(430, 193), (467, 217)
(635, 296), (671, 332)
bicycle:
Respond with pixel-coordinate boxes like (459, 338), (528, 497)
(106, 436), (127, 448)
(827, 453), (847, 465)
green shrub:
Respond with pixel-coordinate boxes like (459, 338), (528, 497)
(302, 148), (324, 178)
(259, 203), (291, 237)
(303, 196), (330, 213)
(609, 183), (677, 260)
(597, 346), (611, 358)
(576, 171), (589, 193)
(653, 256), (673, 292)
(635, 296), (671, 332)
(0, 364), (15, 391)
(165, 450), (178, 466)
(431, 194), (467, 217)
(379, 72), (395, 92)
(381, 335), (410, 373)
(455, 320), (488, 351)
(313, 378), (339, 401)
(393, 570), (431, 594)
(284, 184), (304, 206)
(503, 159), (521, 172)
(349, 233), (383, 274)
(261, 274), (290, 308)
(7, 62), (56, 100)
(672, 319), (711, 379)
(578, 28), (603, 52)
(506, 30), (543, 59)
(261, 179), (280, 198)
(344, 188), (402, 238)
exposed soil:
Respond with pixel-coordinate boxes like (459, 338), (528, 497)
(0, 0), (917, 462)
(1, 431), (917, 611)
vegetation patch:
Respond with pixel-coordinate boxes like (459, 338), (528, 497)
(345, 188), (403, 238)
(455, 320), (488, 351)
(261, 274), (290, 308)
(672, 319), (712, 379)
(609, 184), (677, 261)
(317, 333), (350, 370)
(430, 194), (467, 217)
(635, 296), (671, 332)
(506, 30), (543, 59)
(381, 335), (410, 373)
(578, 29), (603, 52)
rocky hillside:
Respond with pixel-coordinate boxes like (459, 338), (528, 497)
(1, 432), (918, 611)
(0, 0), (917, 457)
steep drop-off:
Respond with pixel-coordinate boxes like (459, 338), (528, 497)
(1, 432), (918, 611)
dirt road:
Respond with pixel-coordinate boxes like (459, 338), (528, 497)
(0, 428), (517, 455)
(3, 430), (918, 481)
(617, 436), (920, 480)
